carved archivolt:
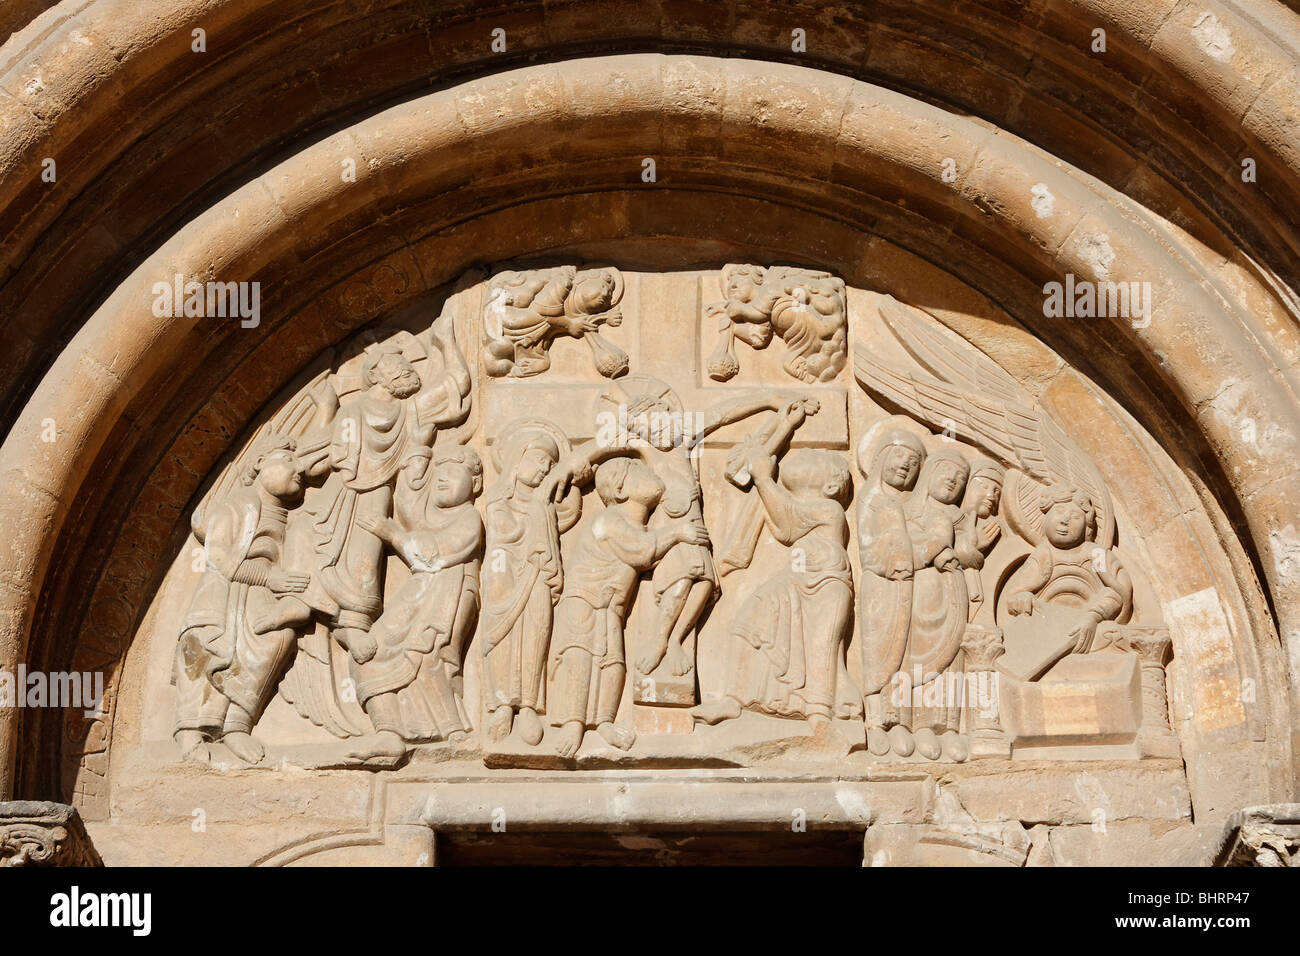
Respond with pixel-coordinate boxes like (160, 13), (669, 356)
(155, 265), (1177, 772)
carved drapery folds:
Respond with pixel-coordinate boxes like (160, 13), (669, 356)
(160, 265), (1176, 772)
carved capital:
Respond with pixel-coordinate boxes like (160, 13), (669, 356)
(960, 625), (1005, 671)
(0, 802), (102, 867)
(1126, 625), (1173, 666)
(1216, 804), (1300, 867)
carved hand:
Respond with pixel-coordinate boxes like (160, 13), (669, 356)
(308, 380), (339, 412)
(677, 522), (710, 548)
(357, 514), (399, 542)
(565, 315), (599, 335)
(886, 561), (913, 581)
(1007, 592), (1035, 616)
(267, 568), (310, 594)
(748, 453), (776, 481)
(1070, 612), (1102, 654)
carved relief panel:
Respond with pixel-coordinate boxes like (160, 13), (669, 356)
(134, 263), (1178, 779)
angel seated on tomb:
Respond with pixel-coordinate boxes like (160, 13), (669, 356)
(1003, 482), (1133, 656)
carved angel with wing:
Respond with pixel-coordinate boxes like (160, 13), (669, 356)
(854, 297), (1133, 677)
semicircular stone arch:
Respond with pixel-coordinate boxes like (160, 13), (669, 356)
(2, 37), (1298, 866)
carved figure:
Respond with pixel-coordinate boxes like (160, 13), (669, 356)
(483, 265), (627, 378)
(295, 321), (471, 668)
(857, 425), (925, 755)
(895, 446), (971, 760)
(173, 436), (313, 764)
(597, 376), (785, 683)
(694, 400), (861, 728)
(955, 456), (1006, 626)
(344, 444), (484, 764)
(1003, 482), (1134, 657)
(705, 264), (848, 383)
(550, 457), (709, 756)
(479, 421), (586, 747)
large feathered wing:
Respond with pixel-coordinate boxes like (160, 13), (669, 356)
(853, 338), (1116, 549)
(877, 295), (1025, 406)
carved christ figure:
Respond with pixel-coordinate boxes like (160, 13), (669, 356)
(694, 400), (861, 729)
(608, 379), (785, 679)
(551, 457), (709, 757)
(345, 444), (485, 764)
(174, 436), (313, 765)
(296, 322), (471, 668)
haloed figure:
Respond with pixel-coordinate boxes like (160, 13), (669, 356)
(479, 422), (588, 747)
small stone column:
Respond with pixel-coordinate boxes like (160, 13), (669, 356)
(1127, 626), (1180, 759)
(961, 625), (1010, 758)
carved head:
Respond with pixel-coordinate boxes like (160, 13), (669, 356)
(515, 435), (561, 488)
(431, 445), (483, 506)
(245, 435), (303, 500)
(861, 429), (925, 492)
(364, 348), (421, 399)
(724, 264), (765, 301)
(595, 457), (664, 508)
(781, 449), (851, 504)
(571, 270), (617, 314)
(924, 448), (970, 505)
(963, 458), (1005, 518)
(1039, 483), (1096, 548)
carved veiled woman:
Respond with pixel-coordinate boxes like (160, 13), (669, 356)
(479, 421), (586, 747)
(857, 428), (925, 755)
(898, 446), (971, 760)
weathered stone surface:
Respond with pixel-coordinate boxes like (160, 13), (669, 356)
(0, 4), (1297, 867)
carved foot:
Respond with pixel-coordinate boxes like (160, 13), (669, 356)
(636, 636), (670, 676)
(914, 728), (941, 760)
(665, 641), (693, 677)
(867, 726), (891, 756)
(344, 730), (408, 767)
(337, 627), (378, 664)
(888, 725), (915, 757)
(516, 707), (544, 747)
(597, 721), (636, 751)
(223, 731), (266, 765)
(939, 731), (970, 763)
(177, 731), (215, 765)
(487, 706), (513, 744)
(692, 697), (742, 725)
(554, 721), (584, 758)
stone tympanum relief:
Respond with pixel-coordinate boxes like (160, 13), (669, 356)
(162, 265), (1177, 772)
